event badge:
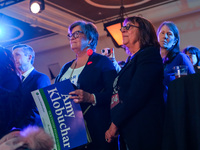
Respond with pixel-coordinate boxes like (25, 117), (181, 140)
(111, 93), (120, 109)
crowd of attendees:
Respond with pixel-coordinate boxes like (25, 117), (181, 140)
(0, 15), (199, 150)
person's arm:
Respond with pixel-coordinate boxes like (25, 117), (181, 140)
(101, 48), (122, 73)
(70, 55), (117, 106)
(105, 122), (118, 143)
(92, 56), (117, 106)
(112, 59), (121, 73)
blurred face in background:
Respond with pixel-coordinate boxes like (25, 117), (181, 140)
(158, 25), (176, 50)
(12, 48), (31, 72)
(186, 51), (198, 65)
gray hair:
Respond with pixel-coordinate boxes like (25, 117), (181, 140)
(12, 44), (35, 64)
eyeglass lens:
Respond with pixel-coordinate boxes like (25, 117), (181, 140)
(120, 25), (130, 31)
(68, 31), (82, 39)
(120, 25), (138, 32)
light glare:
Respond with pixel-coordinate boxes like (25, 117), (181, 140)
(106, 23), (123, 46)
(30, 2), (40, 14)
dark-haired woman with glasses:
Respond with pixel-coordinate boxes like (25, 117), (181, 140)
(105, 16), (165, 150)
(55, 21), (117, 150)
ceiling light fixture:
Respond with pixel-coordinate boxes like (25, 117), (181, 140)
(30, 0), (45, 14)
(103, 0), (126, 48)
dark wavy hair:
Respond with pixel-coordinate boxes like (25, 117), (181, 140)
(183, 46), (200, 66)
(68, 20), (99, 51)
(0, 47), (18, 76)
(123, 16), (160, 49)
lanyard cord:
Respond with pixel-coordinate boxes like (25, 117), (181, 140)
(69, 59), (77, 81)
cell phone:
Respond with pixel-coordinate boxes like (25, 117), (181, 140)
(101, 48), (111, 55)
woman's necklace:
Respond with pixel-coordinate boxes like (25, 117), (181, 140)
(69, 59), (77, 81)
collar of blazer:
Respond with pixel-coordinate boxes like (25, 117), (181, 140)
(57, 52), (97, 82)
(22, 69), (35, 84)
(117, 49), (145, 77)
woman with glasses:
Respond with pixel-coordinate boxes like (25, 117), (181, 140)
(157, 21), (195, 102)
(105, 16), (165, 150)
(55, 21), (117, 150)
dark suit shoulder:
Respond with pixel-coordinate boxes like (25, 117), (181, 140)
(132, 46), (161, 63)
(31, 69), (49, 77)
(28, 69), (51, 89)
(137, 46), (160, 56)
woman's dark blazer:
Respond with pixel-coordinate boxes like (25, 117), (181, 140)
(55, 52), (117, 150)
(111, 46), (165, 150)
(0, 71), (21, 138)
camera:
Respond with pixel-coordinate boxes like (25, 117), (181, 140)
(101, 48), (111, 55)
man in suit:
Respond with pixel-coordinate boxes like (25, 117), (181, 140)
(12, 44), (51, 127)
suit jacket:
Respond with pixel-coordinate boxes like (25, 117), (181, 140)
(18, 69), (51, 128)
(111, 46), (165, 150)
(55, 52), (117, 150)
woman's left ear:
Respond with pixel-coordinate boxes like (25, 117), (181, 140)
(88, 39), (93, 45)
(28, 55), (32, 62)
(173, 39), (178, 45)
(87, 39), (93, 56)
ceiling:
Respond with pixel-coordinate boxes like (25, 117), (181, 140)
(46, 0), (178, 23)
(0, 0), (200, 52)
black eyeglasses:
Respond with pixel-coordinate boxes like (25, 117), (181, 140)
(67, 31), (84, 39)
(120, 24), (139, 32)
